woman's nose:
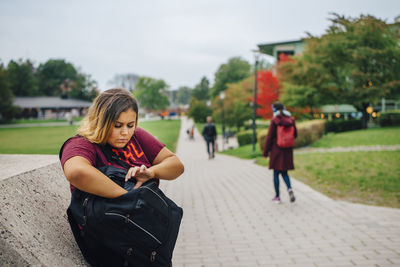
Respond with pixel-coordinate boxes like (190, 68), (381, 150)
(121, 126), (128, 135)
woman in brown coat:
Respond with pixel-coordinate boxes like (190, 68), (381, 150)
(263, 102), (297, 204)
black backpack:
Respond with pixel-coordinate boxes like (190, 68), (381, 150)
(61, 142), (183, 267)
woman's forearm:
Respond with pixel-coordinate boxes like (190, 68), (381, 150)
(64, 156), (127, 198)
(150, 155), (184, 180)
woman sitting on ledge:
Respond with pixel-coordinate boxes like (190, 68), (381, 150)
(59, 88), (184, 266)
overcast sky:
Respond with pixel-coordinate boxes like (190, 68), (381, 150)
(1, 0), (399, 91)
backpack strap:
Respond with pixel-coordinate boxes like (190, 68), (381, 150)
(99, 144), (132, 170)
(59, 136), (131, 170)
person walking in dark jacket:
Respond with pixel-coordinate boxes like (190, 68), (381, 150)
(263, 102), (297, 204)
(202, 116), (217, 159)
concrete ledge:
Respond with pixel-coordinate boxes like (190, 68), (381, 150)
(0, 154), (59, 180)
(0, 162), (86, 266)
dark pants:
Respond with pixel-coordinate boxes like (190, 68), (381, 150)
(205, 137), (215, 156)
(273, 170), (292, 197)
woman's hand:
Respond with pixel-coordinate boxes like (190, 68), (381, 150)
(125, 165), (155, 189)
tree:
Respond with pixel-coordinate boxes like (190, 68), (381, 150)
(7, 59), (39, 96)
(133, 77), (170, 111)
(225, 102), (253, 132)
(279, 14), (400, 127)
(188, 98), (212, 123)
(191, 76), (210, 101)
(280, 83), (320, 109)
(107, 73), (140, 92)
(36, 59), (98, 100)
(0, 63), (19, 122)
(254, 70), (280, 119)
(37, 59), (79, 96)
(278, 53), (324, 116)
(68, 73), (99, 101)
(211, 76), (253, 131)
(176, 86), (192, 105)
(210, 57), (251, 98)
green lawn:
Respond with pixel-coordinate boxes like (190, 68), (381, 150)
(221, 126), (400, 208)
(312, 126), (400, 147)
(221, 126), (400, 159)
(139, 119), (181, 152)
(0, 119), (181, 154)
(10, 118), (67, 124)
(252, 150), (400, 208)
(9, 117), (83, 124)
(0, 125), (80, 154)
(220, 143), (262, 159)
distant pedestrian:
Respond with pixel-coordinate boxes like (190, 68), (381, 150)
(202, 116), (217, 159)
(187, 125), (195, 140)
(263, 102), (297, 204)
(65, 111), (73, 125)
(189, 125), (195, 140)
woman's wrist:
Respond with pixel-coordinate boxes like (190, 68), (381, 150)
(148, 167), (156, 179)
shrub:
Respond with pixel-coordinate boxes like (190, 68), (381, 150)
(236, 130), (254, 146)
(257, 129), (268, 150)
(0, 105), (20, 124)
(379, 110), (400, 127)
(258, 119), (326, 150)
(295, 126), (313, 148)
(298, 119), (326, 143)
(325, 119), (362, 133)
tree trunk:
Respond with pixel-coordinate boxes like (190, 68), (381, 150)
(360, 103), (369, 129)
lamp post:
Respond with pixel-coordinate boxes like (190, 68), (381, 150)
(366, 106), (374, 127)
(220, 91), (225, 151)
(252, 50), (260, 152)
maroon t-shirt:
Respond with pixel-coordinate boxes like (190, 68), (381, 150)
(60, 127), (165, 189)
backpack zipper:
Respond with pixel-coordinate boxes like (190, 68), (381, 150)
(105, 212), (162, 245)
(139, 186), (168, 207)
(150, 251), (157, 262)
(82, 196), (89, 226)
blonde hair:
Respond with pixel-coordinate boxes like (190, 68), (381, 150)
(78, 88), (139, 145)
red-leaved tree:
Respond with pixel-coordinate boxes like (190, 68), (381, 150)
(254, 70), (280, 119)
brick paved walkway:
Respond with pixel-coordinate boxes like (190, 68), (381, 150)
(160, 117), (400, 267)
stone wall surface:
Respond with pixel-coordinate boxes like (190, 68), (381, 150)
(0, 162), (86, 267)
